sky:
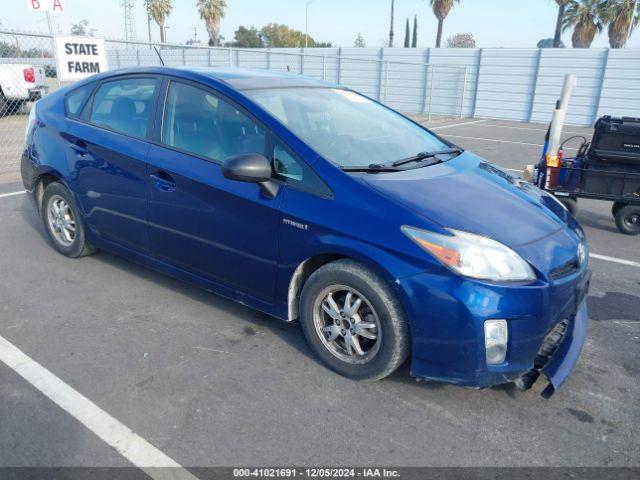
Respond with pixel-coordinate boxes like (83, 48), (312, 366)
(3, 0), (639, 49)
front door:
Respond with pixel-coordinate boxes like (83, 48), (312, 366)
(68, 76), (160, 253)
(147, 80), (282, 302)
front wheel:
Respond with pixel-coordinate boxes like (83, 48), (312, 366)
(615, 204), (640, 236)
(557, 196), (578, 216)
(299, 259), (410, 381)
(612, 201), (627, 218)
(41, 182), (96, 257)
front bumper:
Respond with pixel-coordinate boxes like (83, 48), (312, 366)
(28, 85), (48, 101)
(400, 265), (590, 397)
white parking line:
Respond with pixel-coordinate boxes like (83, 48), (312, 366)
(465, 123), (588, 136)
(445, 134), (579, 151)
(429, 119), (487, 130)
(590, 253), (640, 268)
(0, 190), (25, 199)
(0, 335), (199, 480)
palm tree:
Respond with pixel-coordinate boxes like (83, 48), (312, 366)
(553, 1), (570, 47)
(429, 0), (460, 48)
(562, 0), (607, 48)
(197, 0), (227, 47)
(603, 0), (639, 48)
(144, 0), (172, 43)
(404, 18), (411, 47)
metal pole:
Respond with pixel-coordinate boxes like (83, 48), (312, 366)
(322, 55), (326, 80)
(147, 15), (152, 49)
(460, 66), (468, 118)
(45, 12), (61, 89)
(305, 0), (315, 49)
(427, 65), (435, 121)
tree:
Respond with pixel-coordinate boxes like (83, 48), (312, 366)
(389, 0), (395, 47)
(603, 0), (640, 48)
(70, 19), (95, 36)
(404, 18), (411, 47)
(429, 0), (460, 47)
(562, 0), (607, 48)
(233, 26), (263, 48)
(354, 33), (366, 48)
(260, 23), (329, 47)
(553, 1), (570, 47)
(197, 0), (227, 47)
(412, 15), (418, 47)
(446, 32), (476, 48)
(537, 37), (566, 47)
(144, 0), (172, 43)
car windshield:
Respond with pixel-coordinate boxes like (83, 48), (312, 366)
(244, 87), (448, 168)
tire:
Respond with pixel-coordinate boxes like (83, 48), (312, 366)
(612, 201), (626, 218)
(558, 196), (578, 216)
(0, 92), (9, 117)
(41, 182), (96, 257)
(614, 204), (640, 236)
(299, 259), (410, 381)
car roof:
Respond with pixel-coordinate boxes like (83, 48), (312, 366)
(89, 66), (338, 91)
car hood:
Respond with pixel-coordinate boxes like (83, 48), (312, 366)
(362, 152), (572, 248)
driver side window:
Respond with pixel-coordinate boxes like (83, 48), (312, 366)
(271, 141), (332, 198)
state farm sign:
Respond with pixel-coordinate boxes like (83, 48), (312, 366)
(54, 36), (109, 81)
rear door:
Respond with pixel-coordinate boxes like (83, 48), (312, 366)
(146, 79), (282, 302)
(67, 75), (160, 253)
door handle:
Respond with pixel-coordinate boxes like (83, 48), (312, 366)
(70, 144), (91, 158)
(150, 172), (176, 192)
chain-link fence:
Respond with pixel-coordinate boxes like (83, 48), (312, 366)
(0, 30), (471, 174)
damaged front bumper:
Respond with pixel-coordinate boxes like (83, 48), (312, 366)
(402, 266), (591, 397)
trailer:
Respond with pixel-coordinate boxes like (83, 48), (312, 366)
(544, 116), (640, 236)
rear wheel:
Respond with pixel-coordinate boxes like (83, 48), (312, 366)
(615, 205), (640, 236)
(41, 182), (96, 257)
(299, 259), (410, 381)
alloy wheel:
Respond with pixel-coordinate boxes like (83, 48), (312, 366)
(313, 285), (381, 364)
(47, 194), (76, 247)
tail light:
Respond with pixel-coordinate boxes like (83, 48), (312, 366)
(24, 67), (35, 83)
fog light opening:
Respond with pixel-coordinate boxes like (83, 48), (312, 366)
(484, 320), (508, 365)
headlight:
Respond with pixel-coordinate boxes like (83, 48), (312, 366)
(401, 226), (536, 282)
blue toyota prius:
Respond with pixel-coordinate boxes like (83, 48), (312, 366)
(21, 67), (591, 397)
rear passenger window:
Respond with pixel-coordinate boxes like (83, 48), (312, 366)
(89, 77), (157, 139)
(162, 81), (265, 162)
(65, 84), (94, 118)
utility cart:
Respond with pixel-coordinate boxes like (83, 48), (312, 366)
(540, 116), (640, 235)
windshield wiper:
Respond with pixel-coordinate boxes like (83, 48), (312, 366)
(340, 165), (403, 173)
(389, 147), (463, 167)
(340, 147), (463, 173)
(368, 147), (462, 170)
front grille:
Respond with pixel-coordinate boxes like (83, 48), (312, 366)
(549, 258), (579, 280)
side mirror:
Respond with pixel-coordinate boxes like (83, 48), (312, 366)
(221, 153), (279, 198)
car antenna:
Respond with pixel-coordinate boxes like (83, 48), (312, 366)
(153, 46), (165, 66)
